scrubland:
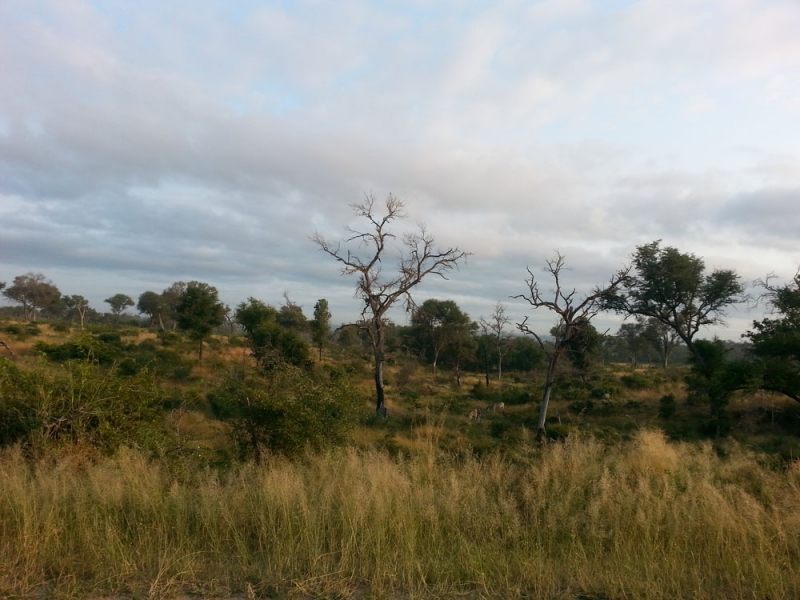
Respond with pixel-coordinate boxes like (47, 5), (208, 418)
(2, 323), (800, 599)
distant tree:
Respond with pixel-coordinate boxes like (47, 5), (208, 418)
(222, 304), (237, 334)
(745, 268), (800, 403)
(63, 295), (91, 329)
(606, 241), (743, 362)
(276, 293), (309, 333)
(313, 194), (469, 414)
(310, 299), (332, 361)
(137, 291), (166, 329)
(515, 253), (629, 441)
(104, 294), (134, 321)
(175, 282), (225, 361)
(642, 316), (682, 368)
(2, 273), (61, 321)
(480, 302), (512, 381)
(554, 318), (602, 379)
(409, 299), (473, 375)
(161, 281), (187, 329)
(236, 298), (310, 369)
(617, 321), (650, 366)
(504, 336), (544, 373)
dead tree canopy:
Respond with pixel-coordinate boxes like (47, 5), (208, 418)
(514, 252), (630, 441)
(312, 194), (470, 413)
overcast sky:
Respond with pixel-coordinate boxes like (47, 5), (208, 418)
(2, 0), (799, 339)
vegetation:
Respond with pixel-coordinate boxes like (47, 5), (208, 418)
(1, 241), (800, 598)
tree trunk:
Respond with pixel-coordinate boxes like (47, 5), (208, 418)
(536, 352), (561, 441)
(374, 350), (386, 413)
(198, 339), (204, 362)
(536, 383), (554, 442)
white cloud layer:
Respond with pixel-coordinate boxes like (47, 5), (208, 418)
(1, 0), (799, 337)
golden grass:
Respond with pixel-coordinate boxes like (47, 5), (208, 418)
(2, 430), (800, 599)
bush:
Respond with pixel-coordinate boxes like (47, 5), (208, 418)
(659, 394), (677, 419)
(50, 321), (71, 333)
(620, 371), (655, 390)
(34, 334), (122, 365)
(208, 365), (364, 459)
(0, 357), (178, 455)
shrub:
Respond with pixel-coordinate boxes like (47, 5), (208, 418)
(659, 394), (677, 419)
(620, 371), (654, 390)
(0, 358), (178, 455)
(208, 365), (364, 459)
(50, 321), (71, 333)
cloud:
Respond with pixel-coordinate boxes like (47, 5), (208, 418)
(1, 0), (799, 339)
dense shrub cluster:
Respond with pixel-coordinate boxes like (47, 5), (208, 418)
(0, 357), (180, 456)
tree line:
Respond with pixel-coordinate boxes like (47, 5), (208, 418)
(3, 195), (799, 441)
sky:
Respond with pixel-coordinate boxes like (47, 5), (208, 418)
(1, 0), (799, 340)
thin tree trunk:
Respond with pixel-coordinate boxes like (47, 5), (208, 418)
(374, 352), (386, 413)
(536, 383), (554, 441)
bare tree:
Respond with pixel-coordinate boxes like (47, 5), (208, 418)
(480, 302), (511, 381)
(313, 194), (469, 414)
(514, 253), (629, 441)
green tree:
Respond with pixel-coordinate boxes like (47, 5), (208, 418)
(161, 281), (187, 329)
(409, 298), (473, 375)
(516, 252), (629, 440)
(276, 293), (309, 333)
(745, 269), (800, 402)
(104, 293), (134, 321)
(62, 295), (90, 329)
(607, 241), (743, 362)
(175, 282), (225, 361)
(642, 316), (682, 368)
(313, 194), (469, 414)
(310, 299), (332, 361)
(236, 298), (310, 369)
(617, 321), (651, 366)
(3, 273), (61, 321)
(137, 291), (166, 329)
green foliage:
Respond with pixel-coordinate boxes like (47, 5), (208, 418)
(746, 270), (800, 402)
(620, 371), (655, 390)
(2, 272), (61, 320)
(0, 357), (177, 454)
(2, 322), (41, 339)
(104, 293), (135, 318)
(34, 333), (123, 365)
(659, 394), (677, 419)
(469, 382), (532, 406)
(175, 281), (225, 359)
(208, 365), (363, 458)
(236, 298), (311, 369)
(609, 241), (743, 358)
(310, 298), (332, 358)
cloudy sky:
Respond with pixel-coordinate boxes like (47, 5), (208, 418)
(1, 0), (799, 339)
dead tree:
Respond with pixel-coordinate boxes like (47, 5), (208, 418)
(313, 194), (469, 414)
(514, 253), (629, 441)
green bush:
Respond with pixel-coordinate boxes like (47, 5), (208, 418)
(659, 394), (677, 419)
(50, 321), (71, 333)
(620, 372), (655, 390)
(208, 365), (364, 459)
(34, 334), (122, 365)
(0, 358), (178, 455)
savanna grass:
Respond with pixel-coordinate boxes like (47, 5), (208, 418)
(2, 430), (799, 598)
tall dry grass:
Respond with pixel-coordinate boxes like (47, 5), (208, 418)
(2, 430), (800, 598)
